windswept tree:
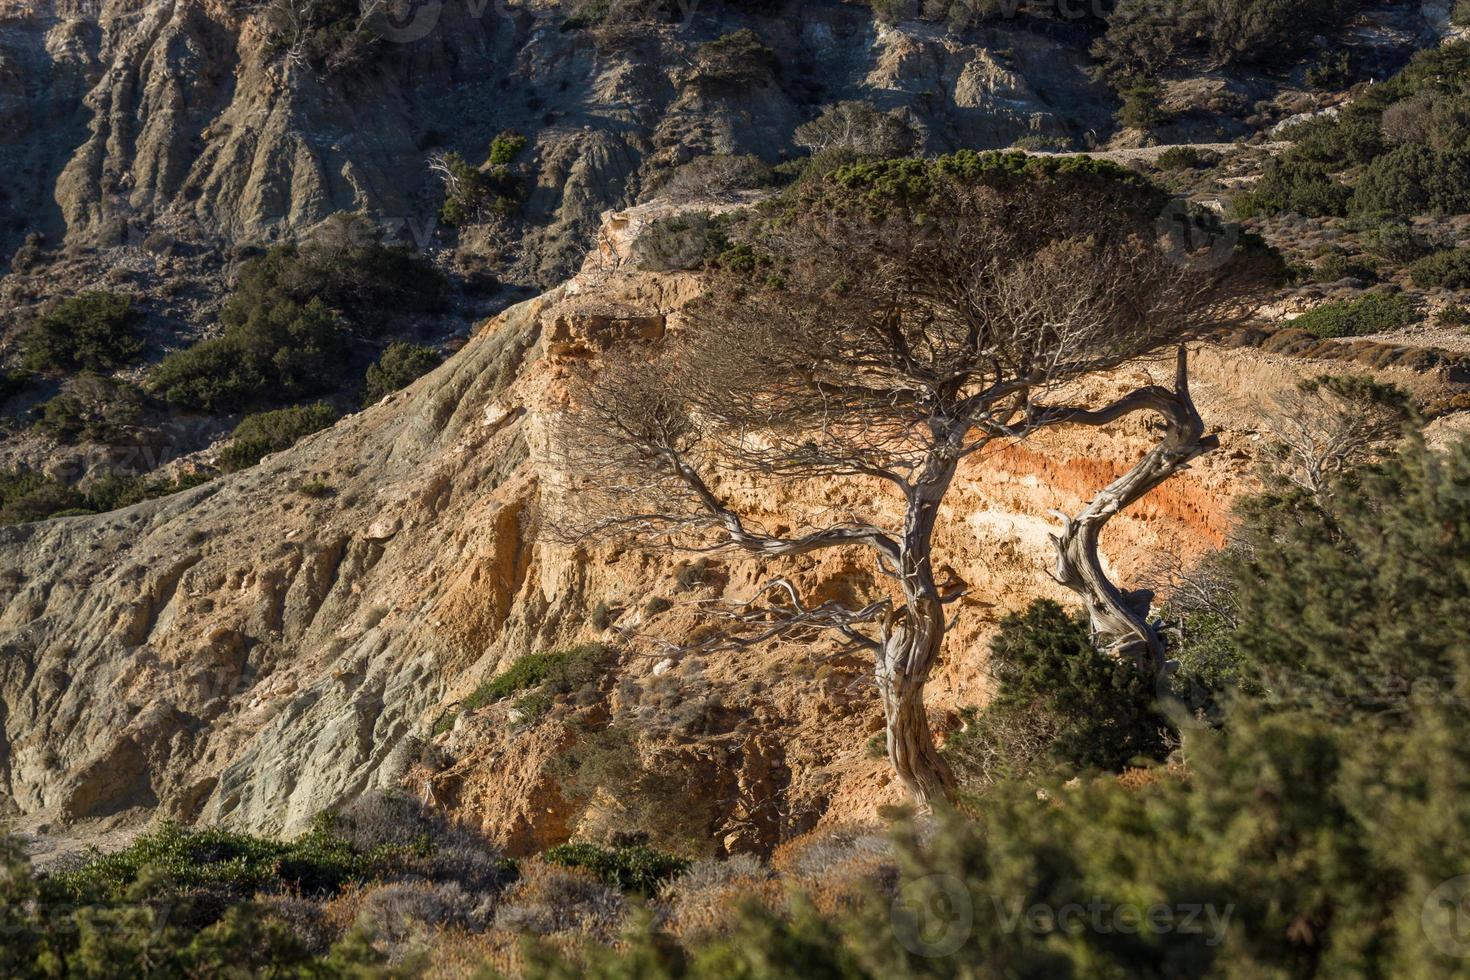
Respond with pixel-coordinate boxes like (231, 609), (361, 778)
(557, 153), (1271, 807)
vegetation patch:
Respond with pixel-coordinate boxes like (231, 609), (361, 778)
(462, 643), (614, 713)
(218, 402), (338, 472)
(1290, 290), (1419, 338)
(21, 291), (144, 373)
(542, 841), (689, 894)
(363, 342), (442, 405)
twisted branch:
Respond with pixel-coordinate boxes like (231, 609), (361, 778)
(1035, 347), (1218, 672)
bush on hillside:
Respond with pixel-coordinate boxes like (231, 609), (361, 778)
(463, 644), (614, 712)
(1232, 158), (1350, 218)
(945, 600), (1171, 790)
(228, 233), (447, 338)
(21, 291), (144, 372)
(543, 841), (689, 894)
(1290, 290), (1419, 338)
(149, 298), (346, 413)
(362, 342), (442, 404)
(32, 372), (145, 444)
(218, 402), (337, 471)
(1409, 248), (1470, 290)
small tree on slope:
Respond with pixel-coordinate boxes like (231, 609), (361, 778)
(558, 153), (1271, 808)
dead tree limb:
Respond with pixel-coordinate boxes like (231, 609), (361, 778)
(1035, 346), (1218, 672)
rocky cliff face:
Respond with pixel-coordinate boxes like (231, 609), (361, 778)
(0, 0), (1113, 289)
(4, 201), (1449, 855)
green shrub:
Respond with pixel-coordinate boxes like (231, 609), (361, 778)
(1304, 49), (1355, 90)
(542, 841), (689, 894)
(463, 644), (614, 713)
(438, 150), (528, 227)
(512, 692), (553, 725)
(1438, 303), (1470, 328)
(218, 402), (337, 471)
(21, 291), (144, 372)
(1409, 248), (1470, 289)
(148, 297), (346, 413)
(1285, 110), (1387, 168)
(151, 235), (444, 412)
(1362, 221), (1434, 264)
(945, 600), (1170, 789)
(0, 469), (86, 525)
(1233, 157), (1350, 218)
(488, 130), (528, 167)
(1116, 79), (1167, 130)
(1290, 290), (1419, 338)
(1094, 0), (1355, 81)
(1156, 146), (1220, 171)
(32, 373), (145, 444)
(1312, 252), (1378, 284)
(229, 234), (447, 337)
(1351, 144), (1470, 220)
(44, 819), (394, 907)
(363, 342), (442, 404)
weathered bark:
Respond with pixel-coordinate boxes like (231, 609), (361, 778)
(1045, 347), (1218, 671)
(876, 445), (962, 809)
(877, 615), (957, 809)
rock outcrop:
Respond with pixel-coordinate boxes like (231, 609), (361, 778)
(0, 0), (1114, 287)
(6, 198), (1449, 855)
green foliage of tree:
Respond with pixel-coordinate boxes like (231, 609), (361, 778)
(32, 372), (145, 444)
(148, 297), (346, 413)
(543, 841), (690, 894)
(946, 601), (1170, 788)
(1289, 290), (1419, 338)
(218, 401), (337, 471)
(1409, 248), (1470, 289)
(363, 342), (443, 404)
(438, 150), (528, 227)
(21, 291), (144, 372)
(1117, 79), (1169, 130)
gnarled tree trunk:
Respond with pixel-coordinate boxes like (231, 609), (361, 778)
(876, 611), (957, 810)
(1049, 347), (1218, 671)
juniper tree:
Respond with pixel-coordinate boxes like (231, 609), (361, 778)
(559, 153), (1268, 806)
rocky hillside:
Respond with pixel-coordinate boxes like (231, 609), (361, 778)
(4, 0), (1470, 860)
(0, 0), (1112, 288)
(2, 200), (1462, 861)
